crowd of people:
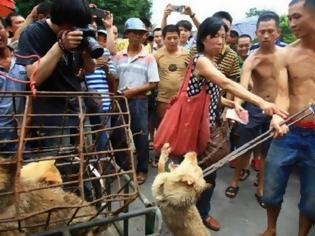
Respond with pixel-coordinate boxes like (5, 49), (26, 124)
(0, 0), (314, 235)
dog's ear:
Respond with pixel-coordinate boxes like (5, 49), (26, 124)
(180, 175), (195, 186)
(152, 173), (168, 201)
(40, 170), (62, 185)
(40, 166), (62, 185)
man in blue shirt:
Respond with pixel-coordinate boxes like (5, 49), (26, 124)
(0, 18), (27, 155)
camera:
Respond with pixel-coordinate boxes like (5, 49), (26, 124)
(171, 5), (185, 13)
(76, 27), (104, 58)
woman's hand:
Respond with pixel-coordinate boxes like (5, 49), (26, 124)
(259, 101), (288, 119)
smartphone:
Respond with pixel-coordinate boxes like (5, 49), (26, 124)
(171, 5), (185, 13)
(90, 8), (107, 19)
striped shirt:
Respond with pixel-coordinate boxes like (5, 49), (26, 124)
(113, 49), (159, 91)
(214, 45), (240, 82)
(85, 68), (111, 112)
(186, 44), (240, 81)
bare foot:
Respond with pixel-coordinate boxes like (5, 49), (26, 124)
(257, 229), (276, 236)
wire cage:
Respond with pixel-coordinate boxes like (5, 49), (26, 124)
(0, 91), (139, 235)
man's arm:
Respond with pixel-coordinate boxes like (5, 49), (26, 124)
(25, 30), (84, 86)
(183, 6), (200, 29)
(270, 57), (290, 137)
(196, 56), (287, 118)
(102, 12), (116, 55)
(234, 58), (252, 112)
(161, 4), (172, 29)
(122, 82), (156, 98)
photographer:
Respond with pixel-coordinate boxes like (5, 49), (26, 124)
(16, 0), (97, 148)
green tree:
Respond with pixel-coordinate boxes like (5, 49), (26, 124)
(15, 0), (152, 32)
(245, 7), (268, 17)
(15, 0), (50, 17)
(90, 0), (152, 32)
(279, 15), (295, 43)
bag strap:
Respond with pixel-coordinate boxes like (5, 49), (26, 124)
(176, 57), (194, 96)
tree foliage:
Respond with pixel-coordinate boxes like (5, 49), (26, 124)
(279, 15), (296, 43)
(245, 7), (295, 44)
(245, 7), (268, 18)
(15, 0), (49, 17)
(90, 0), (152, 32)
(15, 0), (152, 33)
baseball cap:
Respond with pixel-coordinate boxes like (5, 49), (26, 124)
(124, 18), (147, 33)
(97, 29), (107, 36)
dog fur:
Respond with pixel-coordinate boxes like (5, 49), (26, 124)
(152, 143), (211, 236)
(0, 159), (103, 235)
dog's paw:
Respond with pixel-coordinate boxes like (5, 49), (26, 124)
(161, 143), (171, 157)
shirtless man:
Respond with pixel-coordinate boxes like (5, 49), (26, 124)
(225, 12), (283, 205)
(260, 0), (315, 235)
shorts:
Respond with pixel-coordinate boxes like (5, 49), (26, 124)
(235, 103), (271, 156)
(263, 125), (315, 220)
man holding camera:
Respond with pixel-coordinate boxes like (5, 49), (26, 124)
(16, 0), (96, 148)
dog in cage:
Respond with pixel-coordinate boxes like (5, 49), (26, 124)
(152, 144), (211, 236)
(0, 158), (117, 236)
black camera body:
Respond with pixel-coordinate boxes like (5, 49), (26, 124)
(76, 27), (104, 58)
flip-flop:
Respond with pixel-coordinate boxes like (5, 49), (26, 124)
(225, 186), (239, 198)
(253, 173), (259, 187)
(240, 169), (250, 181)
(255, 193), (266, 208)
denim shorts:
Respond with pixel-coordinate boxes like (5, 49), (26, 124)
(235, 103), (271, 156)
(263, 125), (315, 220)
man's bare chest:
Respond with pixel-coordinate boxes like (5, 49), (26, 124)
(252, 56), (278, 80)
(288, 54), (315, 83)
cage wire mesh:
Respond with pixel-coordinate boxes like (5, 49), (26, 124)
(0, 91), (138, 235)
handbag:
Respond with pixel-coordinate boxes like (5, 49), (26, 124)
(153, 59), (210, 156)
(198, 121), (231, 168)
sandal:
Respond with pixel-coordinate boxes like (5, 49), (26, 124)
(225, 186), (239, 198)
(255, 193), (266, 208)
(240, 169), (250, 181)
(253, 173), (259, 187)
(136, 172), (147, 185)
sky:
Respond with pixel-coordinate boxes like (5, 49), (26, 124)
(151, 0), (290, 27)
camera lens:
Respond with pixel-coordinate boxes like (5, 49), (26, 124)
(84, 36), (104, 58)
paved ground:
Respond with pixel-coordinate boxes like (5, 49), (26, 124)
(126, 153), (315, 236)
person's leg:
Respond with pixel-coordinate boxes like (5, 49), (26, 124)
(196, 172), (221, 231)
(256, 124), (272, 207)
(226, 152), (250, 198)
(261, 133), (297, 235)
(226, 123), (254, 198)
(129, 99), (149, 179)
(111, 100), (131, 170)
(258, 207), (280, 236)
(298, 128), (315, 236)
(298, 213), (313, 236)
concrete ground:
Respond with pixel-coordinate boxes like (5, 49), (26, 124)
(126, 153), (315, 236)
